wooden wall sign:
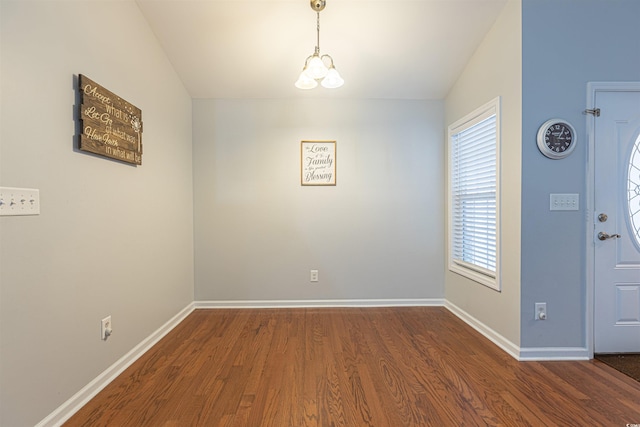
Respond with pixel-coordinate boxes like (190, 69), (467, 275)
(78, 75), (143, 165)
(301, 141), (336, 186)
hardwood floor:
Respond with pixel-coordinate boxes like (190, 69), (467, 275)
(64, 307), (640, 426)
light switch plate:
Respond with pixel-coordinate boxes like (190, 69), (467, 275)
(550, 193), (579, 211)
(0, 187), (40, 216)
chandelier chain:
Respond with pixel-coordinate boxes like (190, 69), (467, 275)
(316, 12), (321, 55)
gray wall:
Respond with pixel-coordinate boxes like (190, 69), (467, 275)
(521, 0), (640, 347)
(193, 99), (444, 302)
(0, 2), (194, 426)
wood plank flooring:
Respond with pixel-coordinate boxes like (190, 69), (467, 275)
(64, 307), (640, 426)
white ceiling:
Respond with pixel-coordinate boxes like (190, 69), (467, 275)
(135, 0), (507, 99)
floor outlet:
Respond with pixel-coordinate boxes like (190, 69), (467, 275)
(310, 270), (319, 282)
(101, 316), (112, 340)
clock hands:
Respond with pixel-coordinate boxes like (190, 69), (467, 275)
(537, 119), (576, 159)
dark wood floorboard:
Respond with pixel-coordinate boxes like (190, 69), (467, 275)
(64, 307), (640, 426)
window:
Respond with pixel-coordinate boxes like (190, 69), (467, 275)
(448, 97), (500, 291)
(628, 134), (640, 249)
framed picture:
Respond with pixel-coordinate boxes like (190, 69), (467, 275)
(301, 140), (336, 186)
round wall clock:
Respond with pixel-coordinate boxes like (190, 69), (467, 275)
(536, 119), (577, 159)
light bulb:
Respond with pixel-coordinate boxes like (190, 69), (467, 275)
(321, 67), (344, 88)
(295, 70), (318, 89)
(306, 55), (328, 79)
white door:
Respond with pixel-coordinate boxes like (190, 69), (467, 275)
(594, 89), (640, 353)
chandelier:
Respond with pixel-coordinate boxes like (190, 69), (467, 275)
(295, 0), (344, 90)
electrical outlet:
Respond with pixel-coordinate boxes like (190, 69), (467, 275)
(310, 269), (319, 282)
(535, 303), (547, 320)
(0, 187), (40, 216)
(101, 315), (112, 340)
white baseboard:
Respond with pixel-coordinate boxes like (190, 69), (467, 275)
(518, 347), (590, 361)
(35, 303), (195, 427)
(445, 301), (590, 361)
(445, 300), (521, 360)
(194, 298), (446, 309)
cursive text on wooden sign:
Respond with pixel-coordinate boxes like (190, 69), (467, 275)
(78, 75), (143, 165)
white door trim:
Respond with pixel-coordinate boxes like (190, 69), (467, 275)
(586, 81), (640, 358)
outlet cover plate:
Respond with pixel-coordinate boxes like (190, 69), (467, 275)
(101, 316), (112, 340)
(535, 302), (547, 320)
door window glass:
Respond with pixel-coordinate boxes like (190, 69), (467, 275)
(629, 134), (640, 248)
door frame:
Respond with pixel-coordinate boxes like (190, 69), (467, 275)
(586, 81), (640, 358)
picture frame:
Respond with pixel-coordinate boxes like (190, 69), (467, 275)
(301, 140), (336, 186)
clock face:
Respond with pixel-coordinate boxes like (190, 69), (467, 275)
(544, 123), (573, 153)
(537, 119), (577, 159)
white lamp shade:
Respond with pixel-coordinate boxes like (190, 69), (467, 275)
(321, 67), (344, 88)
(306, 55), (328, 79)
(295, 70), (318, 89)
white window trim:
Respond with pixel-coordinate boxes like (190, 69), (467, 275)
(447, 97), (501, 291)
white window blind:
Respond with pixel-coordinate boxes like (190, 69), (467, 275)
(449, 98), (500, 290)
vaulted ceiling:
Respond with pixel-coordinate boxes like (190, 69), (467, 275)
(136, 0), (508, 99)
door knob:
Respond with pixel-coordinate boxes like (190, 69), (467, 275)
(598, 213), (608, 222)
(598, 231), (621, 241)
